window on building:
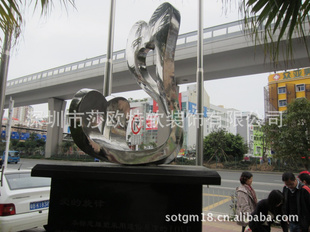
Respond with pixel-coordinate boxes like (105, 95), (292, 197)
(278, 86), (286, 94)
(279, 99), (287, 107)
(256, 146), (261, 154)
(296, 84), (305, 92)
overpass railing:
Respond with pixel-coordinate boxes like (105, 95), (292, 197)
(7, 19), (247, 89)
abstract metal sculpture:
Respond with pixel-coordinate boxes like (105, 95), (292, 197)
(69, 2), (183, 165)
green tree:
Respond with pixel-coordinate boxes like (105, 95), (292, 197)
(9, 137), (18, 148)
(0, 139), (5, 152)
(264, 98), (310, 170)
(22, 133), (45, 156)
(59, 140), (77, 155)
(203, 129), (248, 162)
(2, 132), (45, 155)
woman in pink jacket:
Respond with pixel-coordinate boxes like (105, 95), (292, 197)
(236, 171), (257, 232)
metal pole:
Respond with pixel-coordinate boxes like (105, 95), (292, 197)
(103, 0), (116, 96)
(3, 97), (14, 171)
(196, 0), (204, 166)
(0, 16), (13, 130)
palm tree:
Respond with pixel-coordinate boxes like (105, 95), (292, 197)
(0, 0), (75, 48)
(0, 0), (75, 129)
(239, 0), (310, 66)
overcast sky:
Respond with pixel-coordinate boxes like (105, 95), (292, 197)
(6, 0), (269, 118)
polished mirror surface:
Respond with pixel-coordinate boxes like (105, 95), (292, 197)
(69, 3), (183, 165)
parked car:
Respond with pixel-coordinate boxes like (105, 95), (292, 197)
(0, 169), (51, 232)
(2, 151), (20, 164)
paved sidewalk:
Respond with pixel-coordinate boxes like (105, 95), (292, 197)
(203, 220), (284, 232)
(27, 223), (284, 232)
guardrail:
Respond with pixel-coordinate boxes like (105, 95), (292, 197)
(203, 185), (272, 216)
(7, 19), (246, 88)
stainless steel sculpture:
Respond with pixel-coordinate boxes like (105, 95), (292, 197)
(69, 2), (183, 165)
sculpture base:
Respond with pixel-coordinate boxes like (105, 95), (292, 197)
(32, 163), (221, 232)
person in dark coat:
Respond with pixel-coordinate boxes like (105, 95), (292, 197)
(282, 172), (310, 232)
(249, 190), (288, 232)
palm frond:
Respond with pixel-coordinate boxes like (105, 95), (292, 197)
(242, 0), (310, 67)
(0, 0), (75, 49)
(0, 0), (22, 44)
(33, 0), (76, 16)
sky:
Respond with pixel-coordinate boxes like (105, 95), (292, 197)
(6, 0), (269, 118)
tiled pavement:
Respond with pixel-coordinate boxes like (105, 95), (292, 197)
(203, 220), (284, 232)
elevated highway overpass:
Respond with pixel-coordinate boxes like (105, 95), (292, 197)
(5, 19), (310, 108)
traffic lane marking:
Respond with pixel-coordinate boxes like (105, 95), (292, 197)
(204, 185), (273, 193)
(203, 193), (231, 211)
(218, 179), (284, 187)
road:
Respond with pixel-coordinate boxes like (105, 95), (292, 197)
(203, 170), (284, 218)
(5, 159), (285, 231)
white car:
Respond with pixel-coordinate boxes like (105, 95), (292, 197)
(0, 169), (51, 232)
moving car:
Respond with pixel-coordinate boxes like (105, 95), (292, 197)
(2, 151), (20, 164)
(0, 169), (51, 232)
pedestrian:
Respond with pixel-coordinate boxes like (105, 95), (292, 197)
(299, 170), (310, 175)
(298, 172), (310, 188)
(282, 172), (310, 232)
(249, 190), (288, 232)
(236, 171), (257, 232)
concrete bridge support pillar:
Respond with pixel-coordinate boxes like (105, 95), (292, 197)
(45, 98), (66, 158)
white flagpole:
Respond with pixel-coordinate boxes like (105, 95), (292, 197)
(103, 0), (116, 96)
(196, 0), (204, 166)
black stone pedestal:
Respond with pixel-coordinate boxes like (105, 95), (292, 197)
(32, 163), (221, 232)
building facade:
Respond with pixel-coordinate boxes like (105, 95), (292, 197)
(12, 106), (33, 125)
(207, 104), (230, 134)
(126, 84), (211, 151)
(252, 124), (264, 158)
(233, 111), (259, 156)
(181, 84), (210, 151)
(125, 84), (259, 155)
(266, 67), (310, 112)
